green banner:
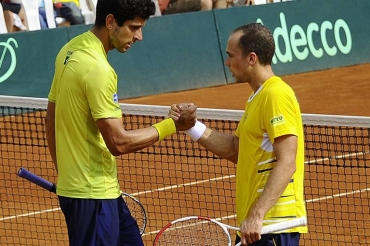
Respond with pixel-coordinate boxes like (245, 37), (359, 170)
(0, 0), (369, 98)
(214, 0), (370, 79)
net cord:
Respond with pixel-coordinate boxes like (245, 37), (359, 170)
(1, 95), (370, 127)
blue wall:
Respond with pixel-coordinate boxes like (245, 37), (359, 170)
(0, 0), (369, 99)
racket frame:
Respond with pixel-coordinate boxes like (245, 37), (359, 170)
(153, 215), (235, 246)
(17, 167), (147, 235)
(122, 191), (148, 235)
(153, 215), (307, 246)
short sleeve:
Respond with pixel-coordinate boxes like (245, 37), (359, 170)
(48, 72), (58, 103)
(263, 88), (299, 143)
(85, 66), (122, 120)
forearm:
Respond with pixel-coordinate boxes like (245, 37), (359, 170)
(197, 128), (239, 163)
(45, 103), (58, 173)
(46, 127), (58, 172)
(98, 118), (177, 156)
(102, 104), (197, 156)
(111, 126), (165, 156)
(248, 135), (298, 220)
(248, 160), (295, 220)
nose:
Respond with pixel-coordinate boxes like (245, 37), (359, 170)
(134, 28), (143, 41)
(224, 58), (230, 67)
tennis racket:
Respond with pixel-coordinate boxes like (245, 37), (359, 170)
(153, 215), (307, 246)
(17, 167), (147, 235)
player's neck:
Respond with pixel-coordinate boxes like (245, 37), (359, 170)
(90, 26), (111, 55)
(250, 66), (275, 92)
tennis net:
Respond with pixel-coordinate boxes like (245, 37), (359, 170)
(1, 95), (369, 245)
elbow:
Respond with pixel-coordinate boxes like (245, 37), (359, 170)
(227, 154), (238, 164)
(109, 148), (121, 156)
(106, 140), (132, 156)
(45, 113), (51, 125)
(107, 144), (125, 156)
(289, 160), (297, 175)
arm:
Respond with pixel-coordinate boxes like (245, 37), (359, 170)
(198, 128), (239, 163)
(45, 101), (58, 173)
(96, 118), (164, 156)
(240, 134), (297, 245)
(168, 103), (239, 163)
(96, 104), (197, 156)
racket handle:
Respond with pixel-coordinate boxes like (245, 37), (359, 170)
(261, 217), (307, 234)
(17, 167), (56, 193)
(235, 217), (307, 246)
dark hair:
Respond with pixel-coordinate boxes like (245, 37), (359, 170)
(233, 23), (275, 66)
(95, 0), (155, 27)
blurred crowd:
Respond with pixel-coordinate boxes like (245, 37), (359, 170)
(0, 0), (287, 34)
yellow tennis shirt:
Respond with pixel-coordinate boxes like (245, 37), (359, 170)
(235, 76), (307, 233)
(48, 31), (122, 199)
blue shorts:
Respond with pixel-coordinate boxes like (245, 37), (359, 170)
(235, 232), (300, 246)
(58, 195), (143, 246)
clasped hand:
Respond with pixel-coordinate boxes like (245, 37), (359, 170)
(168, 103), (197, 131)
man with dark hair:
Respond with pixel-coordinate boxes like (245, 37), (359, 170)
(170, 23), (308, 246)
(45, 0), (196, 245)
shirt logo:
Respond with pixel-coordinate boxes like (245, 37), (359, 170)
(64, 51), (73, 65)
(270, 115), (285, 126)
(113, 93), (118, 103)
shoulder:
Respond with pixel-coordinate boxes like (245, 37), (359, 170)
(265, 77), (295, 97)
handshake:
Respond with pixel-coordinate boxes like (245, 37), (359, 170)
(167, 103), (207, 141)
(153, 103), (205, 142)
(153, 103), (206, 142)
(168, 103), (197, 132)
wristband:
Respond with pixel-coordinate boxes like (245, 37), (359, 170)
(185, 120), (206, 141)
(152, 118), (177, 141)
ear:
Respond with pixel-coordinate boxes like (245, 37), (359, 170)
(106, 14), (115, 30)
(248, 52), (257, 65)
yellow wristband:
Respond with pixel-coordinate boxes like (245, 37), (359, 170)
(152, 118), (176, 141)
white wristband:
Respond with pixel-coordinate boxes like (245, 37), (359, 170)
(185, 120), (206, 141)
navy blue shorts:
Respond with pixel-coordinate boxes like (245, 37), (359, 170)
(235, 232), (300, 246)
(58, 195), (143, 246)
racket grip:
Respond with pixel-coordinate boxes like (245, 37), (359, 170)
(17, 167), (56, 193)
(235, 217), (307, 246)
(261, 217), (307, 234)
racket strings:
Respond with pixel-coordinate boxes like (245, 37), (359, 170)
(123, 195), (146, 233)
(156, 219), (230, 245)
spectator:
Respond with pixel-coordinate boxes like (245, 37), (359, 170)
(39, 0), (49, 29)
(227, 0), (272, 7)
(160, 0), (227, 15)
(152, 0), (161, 16)
(227, 0), (253, 7)
(0, 0), (28, 32)
(53, 0), (85, 25)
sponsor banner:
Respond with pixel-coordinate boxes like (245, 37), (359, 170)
(214, 0), (370, 79)
(0, 28), (69, 97)
(0, 0), (369, 98)
(110, 12), (225, 99)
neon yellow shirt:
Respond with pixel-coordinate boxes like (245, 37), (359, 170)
(48, 31), (122, 199)
(235, 76), (307, 233)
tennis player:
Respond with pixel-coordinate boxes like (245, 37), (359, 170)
(170, 23), (308, 246)
(44, 0), (196, 245)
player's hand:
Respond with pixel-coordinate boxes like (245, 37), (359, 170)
(239, 217), (263, 245)
(168, 103), (181, 121)
(168, 103), (197, 131)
